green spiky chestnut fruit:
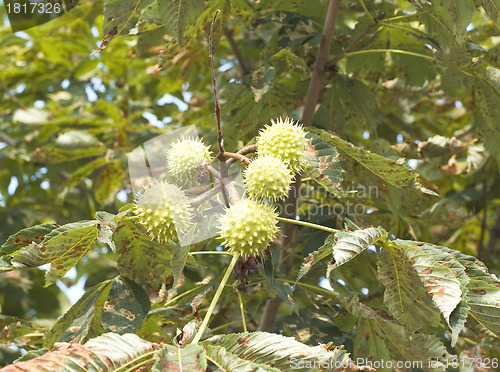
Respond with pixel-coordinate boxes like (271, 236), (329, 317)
(257, 117), (306, 173)
(218, 199), (278, 258)
(244, 155), (293, 202)
(166, 138), (211, 186)
(134, 180), (193, 242)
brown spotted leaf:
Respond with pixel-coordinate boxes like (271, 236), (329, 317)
(152, 344), (206, 372)
(304, 131), (343, 194)
(326, 227), (387, 276)
(113, 217), (174, 289)
(202, 331), (357, 371)
(98, 0), (143, 53)
(467, 279), (500, 338)
(311, 128), (418, 189)
(395, 239), (466, 339)
(44, 280), (112, 348)
(203, 345), (280, 372)
(0, 223), (59, 256)
(94, 159), (125, 205)
(158, 0), (205, 46)
(100, 277), (150, 335)
(349, 299), (454, 369)
(10, 222), (98, 286)
(5, 333), (160, 371)
(296, 234), (334, 283)
(377, 243), (442, 334)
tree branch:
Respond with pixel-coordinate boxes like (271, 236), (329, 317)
(224, 26), (249, 77)
(257, 0), (342, 332)
(223, 151), (251, 165)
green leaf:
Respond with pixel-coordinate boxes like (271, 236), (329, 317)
(100, 0), (143, 52)
(350, 299), (454, 370)
(395, 239), (467, 341)
(113, 217), (174, 289)
(96, 209), (129, 252)
(478, 0), (500, 29)
(0, 316), (40, 344)
(377, 243), (442, 334)
(100, 277), (151, 335)
(258, 253), (294, 313)
(296, 235), (333, 282)
(405, 241), (471, 346)
(268, 49), (308, 76)
(204, 345), (280, 372)
(11, 222), (98, 286)
(304, 132), (343, 193)
(153, 343), (206, 372)
(327, 227), (387, 276)
(311, 128), (418, 189)
(55, 131), (100, 149)
(0, 223), (58, 255)
(31, 144), (107, 164)
(159, 0), (205, 46)
(170, 242), (189, 288)
(12, 108), (51, 125)
(203, 331), (353, 371)
(434, 245), (499, 284)
(94, 159), (125, 205)
(44, 280), (112, 348)
(314, 77), (377, 132)
(421, 0), (475, 45)
(474, 76), (500, 165)
(245, 66), (277, 102)
(467, 279), (500, 338)
(61, 157), (107, 196)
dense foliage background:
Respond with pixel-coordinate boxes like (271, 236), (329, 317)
(2, 0), (500, 370)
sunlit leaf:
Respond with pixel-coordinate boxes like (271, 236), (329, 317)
(327, 227), (387, 275)
(377, 243), (441, 334)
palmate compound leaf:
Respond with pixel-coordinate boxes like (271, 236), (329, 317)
(202, 331), (358, 371)
(4, 333), (160, 372)
(348, 299), (454, 371)
(377, 243), (442, 335)
(326, 227), (387, 277)
(304, 131), (343, 194)
(152, 344), (206, 372)
(394, 239), (470, 346)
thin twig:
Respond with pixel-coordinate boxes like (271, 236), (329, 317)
(330, 12), (385, 65)
(237, 144), (257, 155)
(258, 0), (342, 332)
(227, 144), (257, 166)
(478, 176), (488, 258)
(209, 10), (230, 207)
(224, 151), (251, 165)
(224, 26), (249, 76)
(210, 11), (224, 159)
(0, 79), (26, 109)
(0, 132), (15, 146)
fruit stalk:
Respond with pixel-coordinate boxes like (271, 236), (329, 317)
(191, 253), (240, 344)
